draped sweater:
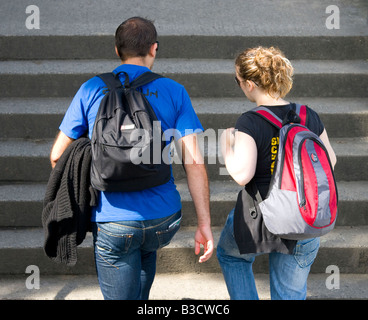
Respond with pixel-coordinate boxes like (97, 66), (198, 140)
(42, 138), (97, 266)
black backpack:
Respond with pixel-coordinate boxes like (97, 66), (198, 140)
(90, 71), (171, 192)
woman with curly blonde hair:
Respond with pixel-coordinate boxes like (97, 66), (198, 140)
(217, 47), (336, 300)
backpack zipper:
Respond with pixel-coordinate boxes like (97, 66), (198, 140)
(297, 135), (316, 209)
(297, 134), (337, 209)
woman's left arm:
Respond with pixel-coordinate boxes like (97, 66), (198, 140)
(319, 129), (337, 169)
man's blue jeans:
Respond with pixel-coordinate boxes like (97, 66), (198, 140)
(92, 210), (182, 300)
(217, 209), (320, 300)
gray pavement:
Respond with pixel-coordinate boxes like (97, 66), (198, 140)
(0, 226), (367, 275)
(1, 273), (367, 300)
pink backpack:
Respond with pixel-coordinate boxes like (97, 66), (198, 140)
(252, 104), (338, 240)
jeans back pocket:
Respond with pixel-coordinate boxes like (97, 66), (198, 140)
(96, 225), (134, 255)
(156, 216), (181, 249)
(294, 237), (320, 268)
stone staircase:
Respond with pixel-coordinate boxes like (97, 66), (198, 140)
(0, 0), (367, 299)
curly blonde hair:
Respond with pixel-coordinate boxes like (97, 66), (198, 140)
(235, 46), (294, 99)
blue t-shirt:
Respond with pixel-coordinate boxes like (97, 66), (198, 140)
(59, 64), (203, 222)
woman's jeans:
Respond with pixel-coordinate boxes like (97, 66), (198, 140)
(217, 209), (320, 300)
(92, 210), (182, 300)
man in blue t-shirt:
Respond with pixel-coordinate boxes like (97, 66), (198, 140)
(50, 17), (213, 300)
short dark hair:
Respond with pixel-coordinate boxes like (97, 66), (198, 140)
(115, 17), (157, 61)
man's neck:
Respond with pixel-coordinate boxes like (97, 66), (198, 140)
(121, 56), (153, 70)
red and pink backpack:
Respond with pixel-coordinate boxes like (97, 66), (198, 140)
(252, 104), (338, 240)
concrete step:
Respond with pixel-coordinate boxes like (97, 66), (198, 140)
(1, 273), (367, 300)
(0, 180), (366, 228)
(1, 97), (367, 139)
(2, 1), (366, 62)
(0, 137), (366, 182)
(0, 59), (367, 98)
(2, 35), (367, 61)
(0, 226), (367, 275)
(2, 0), (367, 38)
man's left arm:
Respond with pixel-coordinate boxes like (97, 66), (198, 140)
(178, 133), (214, 263)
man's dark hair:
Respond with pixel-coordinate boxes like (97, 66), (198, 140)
(115, 17), (157, 61)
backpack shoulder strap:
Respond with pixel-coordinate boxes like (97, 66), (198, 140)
(251, 106), (283, 129)
(97, 72), (124, 90)
(293, 103), (307, 126)
(252, 104), (308, 128)
(97, 71), (163, 91)
(130, 72), (164, 89)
